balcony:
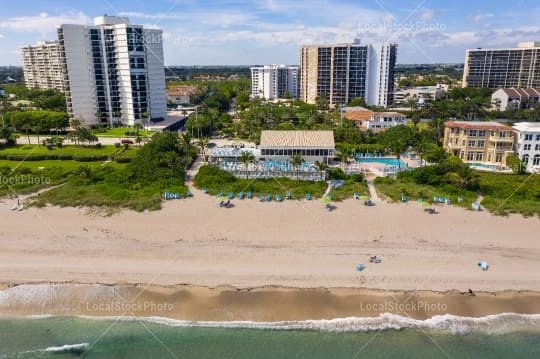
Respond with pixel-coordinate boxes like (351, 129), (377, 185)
(488, 135), (514, 142)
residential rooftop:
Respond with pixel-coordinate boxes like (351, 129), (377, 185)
(445, 121), (513, 131)
(259, 130), (335, 148)
(512, 122), (540, 131)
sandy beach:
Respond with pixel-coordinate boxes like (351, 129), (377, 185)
(1, 189), (539, 292)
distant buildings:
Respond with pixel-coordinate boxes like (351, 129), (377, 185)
(250, 65), (299, 100)
(22, 41), (66, 92)
(21, 15), (167, 127)
(443, 121), (515, 169)
(393, 85), (447, 106)
(167, 85), (198, 105)
(513, 122), (540, 172)
(491, 88), (540, 111)
(299, 42), (397, 107)
(463, 42), (540, 89)
(343, 107), (407, 131)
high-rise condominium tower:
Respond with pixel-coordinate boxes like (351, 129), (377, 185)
(250, 65), (299, 100)
(22, 41), (66, 92)
(463, 42), (540, 88)
(57, 15), (166, 126)
(299, 42), (397, 107)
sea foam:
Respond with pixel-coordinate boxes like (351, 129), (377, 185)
(78, 312), (540, 335)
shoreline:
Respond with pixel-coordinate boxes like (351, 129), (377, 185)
(2, 283), (540, 322)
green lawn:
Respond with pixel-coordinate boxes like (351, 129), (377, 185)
(91, 127), (155, 138)
(0, 145), (138, 162)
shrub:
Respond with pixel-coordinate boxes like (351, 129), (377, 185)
(114, 142), (121, 148)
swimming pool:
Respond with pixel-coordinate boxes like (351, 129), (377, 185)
(357, 157), (406, 168)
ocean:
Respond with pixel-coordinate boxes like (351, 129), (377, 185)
(1, 315), (539, 358)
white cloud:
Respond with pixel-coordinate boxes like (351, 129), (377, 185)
(119, 10), (256, 28)
(468, 13), (494, 22)
(416, 8), (437, 20)
(0, 12), (90, 33)
(0, 33), (4, 39)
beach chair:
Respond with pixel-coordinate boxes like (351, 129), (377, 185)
(265, 194), (272, 202)
(237, 192), (244, 200)
(285, 191), (292, 200)
(227, 192), (234, 200)
(275, 194), (283, 202)
(186, 190), (193, 197)
(259, 195), (265, 202)
(217, 191), (224, 197)
(401, 195), (408, 203)
(472, 202), (481, 211)
(364, 199), (375, 207)
(246, 191), (253, 199)
(417, 197), (423, 203)
(353, 192), (359, 200)
(305, 192), (312, 200)
(201, 188), (208, 194)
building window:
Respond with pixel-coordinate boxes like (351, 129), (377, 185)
(475, 153), (483, 161)
(525, 134), (533, 141)
(468, 140), (475, 147)
(467, 152), (474, 161)
(477, 140), (485, 147)
(478, 130), (486, 137)
(534, 155), (540, 166)
(536, 134), (540, 141)
(524, 144), (532, 151)
(469, 130), (477, 137)
(522, 155), (529, 165)
(495, 153), (503, 163)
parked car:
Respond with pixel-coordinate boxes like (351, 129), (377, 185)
(121, 139), (134, 145)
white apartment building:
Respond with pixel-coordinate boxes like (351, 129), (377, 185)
(513, 122), (540, 173)
(250, 65), (299, 100)
(22, 41), (66, 91)
(57, 15), (166, 126)
(393, 85), (447, 105)
(491, 88), (540, 111)
(300, 42), (397, 107)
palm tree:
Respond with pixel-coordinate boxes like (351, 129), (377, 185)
(31, 125), (42, 146)
(180, 132), (192, 166)
(70, 118), (81, 130)
(22, 124), (31, 145)
(141, 111), (149, 132)
(239, 151), (255, 179)
(314, 160), (328, 180)
(197, 137), (209, 162)
(289, 153), (304, 179)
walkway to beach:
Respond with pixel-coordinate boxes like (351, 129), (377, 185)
(366, 175), (380, 202)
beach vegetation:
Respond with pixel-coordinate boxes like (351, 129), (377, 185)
(193, 165), (327, 199)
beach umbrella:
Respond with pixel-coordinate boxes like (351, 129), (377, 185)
(320, 195), (331, 204)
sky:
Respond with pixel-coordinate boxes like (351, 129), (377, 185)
(1, 0), (540, 66)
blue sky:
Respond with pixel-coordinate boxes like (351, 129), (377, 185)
(1, 0), (540, 65)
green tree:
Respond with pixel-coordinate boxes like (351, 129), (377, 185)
(347, 97), (367, 107)
(315, 95), (329, 110)
(239, 151), (255, 179)
(180, 132), (193, 166)
(379, 125), (415, 173)
(289, 153), (304, 179)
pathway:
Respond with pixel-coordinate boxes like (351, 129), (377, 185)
(366, 175), (380, 202)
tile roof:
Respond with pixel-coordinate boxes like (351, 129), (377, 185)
(260, 130), (335, 148)
(445, 121), (513, 131)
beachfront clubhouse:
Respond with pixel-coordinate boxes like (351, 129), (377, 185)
(209, 130), (335, 181)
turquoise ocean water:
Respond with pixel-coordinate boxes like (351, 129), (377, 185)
(1, 315), (540, 358)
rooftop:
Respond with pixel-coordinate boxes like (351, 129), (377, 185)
(167, 86), (198, 97)
(445, 121), (513, 131)
(494, 88), (540, 97)
(512, 122), (540, 131)
(344, 108), (406, 122)
(260, 130), (335, 148)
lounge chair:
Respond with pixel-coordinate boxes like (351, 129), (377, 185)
(246, 191), (253, 199)
(472, 202), (481, 211)
(265, 194), (272, 202)
(305, 192), (312, 200)
(186, 190), (193, 197)
(275, 194), (283, 202)
(237, 192), (244, 200)
(285, 191), (292, 200)
(353, 192), (359, 200)
(401, 195), (408, 203)
(227, 192), (234, 200)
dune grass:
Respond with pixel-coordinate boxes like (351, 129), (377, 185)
(194, 165), (327, 199)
